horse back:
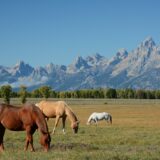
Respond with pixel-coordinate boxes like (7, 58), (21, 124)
(0, 104), (25, 131)
(38, 101), (66, 117)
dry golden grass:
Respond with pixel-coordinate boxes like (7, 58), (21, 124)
(1, 99), (160, 159)
(70, 103), (160, 128)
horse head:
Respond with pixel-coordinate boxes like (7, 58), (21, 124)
(40, 131), (51, 152)
(71, 121), (79, 134)
(34, 104), (51, 152)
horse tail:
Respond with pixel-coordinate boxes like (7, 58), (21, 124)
(109, 114), (112, 124)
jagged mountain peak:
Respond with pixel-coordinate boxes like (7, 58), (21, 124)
(112, 37), (160, 77)
(129, 36), (157, 60)
(86, 53), (104, 66)
(45, 63), (54, 73)
(1, 36), (160, 90)
(14, 60), (33, 70)
(72, 56), (89, 67)
(11, 60), (34, 77)
(92, 53), (103, 59)
(15, 60), (25, 66)
(108, 48), (128, 66)
(14, 61), (27, 69)
(116, 48), (128, 59)
(46, 62), (54, 68)
(139, 36), (156, 48)
(74, 56), (85, 63)
(45, 63), (67, 74)
(87, 53), (103, 60)
(67, 56), (90, 73)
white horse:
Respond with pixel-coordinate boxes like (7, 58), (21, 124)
(87, 112), (112, 125)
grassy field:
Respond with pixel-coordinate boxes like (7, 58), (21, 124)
(1, 99), (160, 160)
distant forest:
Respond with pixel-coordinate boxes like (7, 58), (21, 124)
(1, 85), (160, 104)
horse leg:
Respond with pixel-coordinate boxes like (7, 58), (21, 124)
(104, 117), (109, 124)
(0, 124), (5, 152)
(25, 127), (35, 152)
(105, 116), (112, 124)
(109, 115), (112, 124)
(52, 115), (60, 134)
(26, 133), (34, 152)
(24, 136), (29, 151)
(62, 115), (67, 134)
(94, 119), (98, 125)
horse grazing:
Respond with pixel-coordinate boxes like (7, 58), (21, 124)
(0, 103), (51, 152)
(87, 112), (112, 125)
(35, 101), (79, 134)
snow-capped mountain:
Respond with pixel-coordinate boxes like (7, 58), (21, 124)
(8, 61), (34, 77)
(1, 36), (160, 91)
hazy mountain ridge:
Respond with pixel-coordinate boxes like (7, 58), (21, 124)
(1, 37), (160, 91)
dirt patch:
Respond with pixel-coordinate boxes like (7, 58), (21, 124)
(51, 143), (99, 151)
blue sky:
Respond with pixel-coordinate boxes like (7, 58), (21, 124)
(0, 0), (160, 67)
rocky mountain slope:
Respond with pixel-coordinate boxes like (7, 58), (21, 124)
(1, 37), (160, 91)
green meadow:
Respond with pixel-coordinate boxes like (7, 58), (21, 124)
(1, 99), (160, 160)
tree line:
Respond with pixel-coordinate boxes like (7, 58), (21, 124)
(1, 85), (160, 104)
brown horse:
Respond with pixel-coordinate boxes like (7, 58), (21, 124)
(35, 101), (79, 134)
(0, 103), (51, 152)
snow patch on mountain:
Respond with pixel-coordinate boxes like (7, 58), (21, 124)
(1, 36), (160, 90)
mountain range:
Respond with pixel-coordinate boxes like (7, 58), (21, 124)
(1, 36), (160, 91)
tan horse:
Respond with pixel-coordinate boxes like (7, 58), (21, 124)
(0, 103), (51, 152)
(35, 101), (79, 134)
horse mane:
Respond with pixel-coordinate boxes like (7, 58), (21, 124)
(35, 107), (49, 134)
(63, 102), (78, 122)
(87, 114), (93, 123)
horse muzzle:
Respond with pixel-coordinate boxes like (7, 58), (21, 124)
(73, 127), (78, 134)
